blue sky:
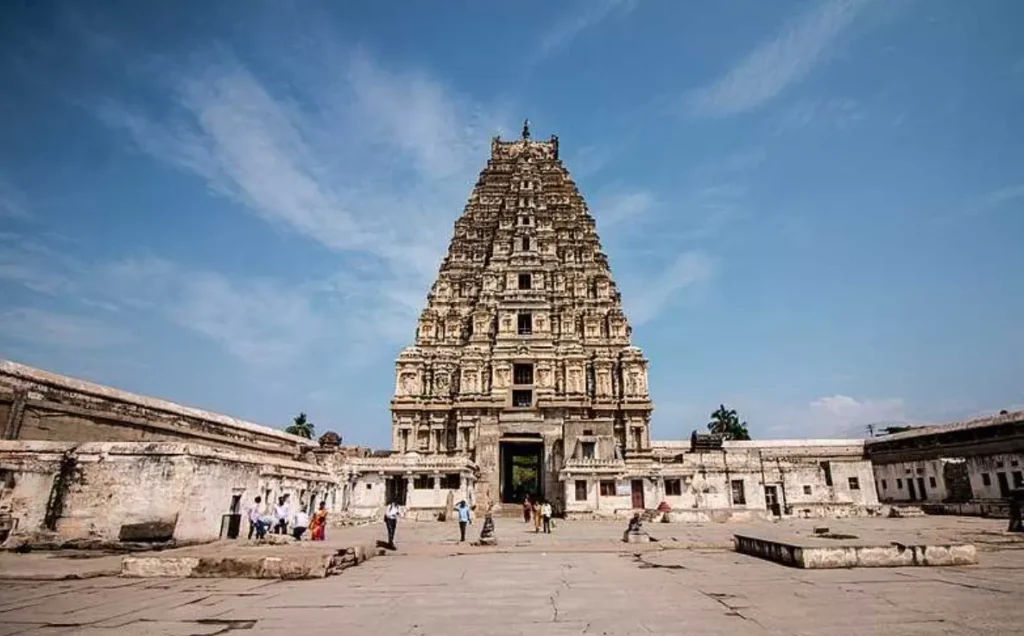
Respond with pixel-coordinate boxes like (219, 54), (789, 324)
(1, 0), (1022, 446)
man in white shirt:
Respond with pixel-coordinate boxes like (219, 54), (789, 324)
(273, 496), (290, 535)
(247, 496), (270, 540)
(384, 501), (401, 548)
(292, 508), (310, 540)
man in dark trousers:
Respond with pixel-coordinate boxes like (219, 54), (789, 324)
(456, 500), (473, 542)
(384, 501), (401, 548)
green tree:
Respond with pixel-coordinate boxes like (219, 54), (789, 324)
(708, 404), (751, 441)
(286, 412), (315, 439)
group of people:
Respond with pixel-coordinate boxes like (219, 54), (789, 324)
(381, 499), (476, 548)
(247, 495), (327, 541)
(522, 495), (554, 533)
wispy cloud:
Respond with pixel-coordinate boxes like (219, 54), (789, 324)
(537, 0), (638, 58)
(759, 394), (908, 438)
(0, 178), (32, 220)
(965, 184), (1024, 218)
(0, 307), (130, 349)
(92, 41), (511, 363)
(627, 251), (717, 325)
(687, 0), (872, 117)
(773, 97), (865, 133)
(592, 188), (655, 229)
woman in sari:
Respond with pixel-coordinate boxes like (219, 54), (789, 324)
(309, 501), (327, 541)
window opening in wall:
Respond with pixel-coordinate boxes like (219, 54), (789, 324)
(929, 476), (937, 488)
(896, 478), (903, 488)
(1013, 460), (1020, 467)
(512, 389), (533, 408)
(518, 273), (532, 290)
(581, 441), (596, 459)
(848, 477), (860, 490)
(513, 363), (534, 385)
(600, 480), (615, 496)
(916, 467), (925, 474)
(517, 313), (533, 335)
(665, 479), (682, 496)
(366, 483), (372, 490)
(803, 485), (812, 495)
(982, 473), (991, 486)
(583, 429), (594, 436)
(441, 474), (461, 489)
(996, 461), (1005, 469)
(731, 479), (746, 505)
(413, 475), (434, 490)
(522, 236), (531, 251)
(575, 480), (588, 501)
(820, 462), (833, 487)
(401, 429), (410, 453)
(881, 479), (888, 490)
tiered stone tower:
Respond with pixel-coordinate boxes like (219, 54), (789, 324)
(391, 122), (653, 509)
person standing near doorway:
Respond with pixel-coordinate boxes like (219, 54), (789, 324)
(522, 495), (532, 524)
(384, 500), (401, 548)
(247, 495), (270, 539)
(541, 500), (553, 534)
(456, 500), (473, 542)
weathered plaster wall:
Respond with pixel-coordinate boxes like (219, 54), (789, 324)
(562, 440), (879, 519)
(0, 441), (331, 544)
(874, 453), (1024, 503)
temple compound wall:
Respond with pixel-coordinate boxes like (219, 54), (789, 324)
(0, 359), (334, 545)
(561, 439), (879, 520)
(867, 410), (1024, 516)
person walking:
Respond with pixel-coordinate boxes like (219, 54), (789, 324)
(541, 500), (553, 534)
(532, 498), (543, 533)
(384, 500), (401, 548)
(292, 507), (310, 540)
(273, 496), (290, 535)
(247, 495), (270, 539)
(309, 501), (328, 541)
(456, 500), (473, 542)
(522, 495), (532, 524)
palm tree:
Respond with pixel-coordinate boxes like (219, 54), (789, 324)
(708, 404), (751, 441)
(286, 412), (315, 439)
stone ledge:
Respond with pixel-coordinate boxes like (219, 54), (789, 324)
(121, 544), (376, 579)
(734, 533), (978, 569)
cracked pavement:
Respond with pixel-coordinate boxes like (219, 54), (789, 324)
(1, 517), (1023, 634)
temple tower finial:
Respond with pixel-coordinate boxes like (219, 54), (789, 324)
(522, 118), (530, 139)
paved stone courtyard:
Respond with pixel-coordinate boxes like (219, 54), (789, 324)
(1, 516), (1023, 635)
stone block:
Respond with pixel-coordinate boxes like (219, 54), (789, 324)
(121, 557), (199, 578)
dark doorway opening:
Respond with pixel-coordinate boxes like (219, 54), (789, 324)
(631, 479), (645, 509)
(500, 441), (543, 503)
(907, 478), (917, 501)
(917, 477), (927, 501)
(764, 485), (781, 517)
(997, 472), (1011, 497)
(386, 477), (408, 506)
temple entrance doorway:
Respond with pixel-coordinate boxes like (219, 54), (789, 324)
(385, 477), (408, 506)
(500, 437), (544, 503)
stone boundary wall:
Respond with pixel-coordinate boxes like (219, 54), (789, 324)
(0, 441), (332, 546)
(0, 358), (313, 459)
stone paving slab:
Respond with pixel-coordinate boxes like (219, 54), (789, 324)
(1, 517), (1022, 634)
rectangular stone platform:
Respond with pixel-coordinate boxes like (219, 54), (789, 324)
(121, 544), (376, 579)
(734, 532), (977, 569)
